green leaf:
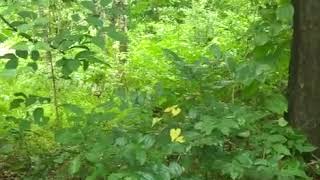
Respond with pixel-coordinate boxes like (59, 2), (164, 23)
(277, 4), (294, 22)
(12, 41), (29, 51)
(33, 107), (44, 124)
(81, 1), (96, 12)
(85, 151), (100, 163)
(34, 41), (50, 51)
(34, 17), (49, 25)
(163, 49), (182, 62)
(136, 151), (147, 165)
(14, 92), (27, 99)
(19, 120), (31, 131)
(16, 24), (32, 33)
(106, 28), (128, 42)
(71, 14), (81, 21)
(75, 50), (95, 60)
(63, 104), (84, 115)
(31, 50), (40, 61)
(25, 96), (37, 106)
(15, 50), (28, 59)
(254, 33), (269, 46)
(86, 16), (103, 27)
(69, 156), (81, 175)
(66, 59), (81, 72)
(92, 35), (105, 49)
(296, 144), (317, 153)
(209, 44), (222, 59)
(277, 118), (288, 127)
(237, 131), (250, 138)
(27, 62), (38, 71)
(5, 58), (19, 69)
(10, 99), (24, 109)
(0, 144), (14, 154)
(168, 162), (184, 177)
(264, 94), (287, 114)
(272, 144), (291, 155)
(108, 173), (126, 180)
(100, 0), (112, 6)
(268, 134), (287, 143)
(0, 33), (8, 42)
(18, 10), (37, 19)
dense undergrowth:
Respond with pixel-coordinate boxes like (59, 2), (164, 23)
(0, 0), (319, 179)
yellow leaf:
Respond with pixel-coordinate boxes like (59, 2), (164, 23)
(171, 108), (181, 117)
(152, 117), (162, 127)
(170, 128), (181, 141)
(164, 107), (173, 113)
(164, 105), (181, 117)
(170, 128), (185, 143)
(175, 136), (185, 143)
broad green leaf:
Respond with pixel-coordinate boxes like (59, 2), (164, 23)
(25, 96), (37, 106)
(277, 118), (288, 127)
(16, 24), (32, 33)
(106, 28), (128, 42)
(295, 144), (317, 153)
(66, 59), (81, 72)
(34, 41), (50, 51)
(5, 58), (19, 69)
(15, 50), (28, 59)
(12, 41), (29, 51)
(86, 16), (103, 27)
(81, 1), (96, 12)
(168, 162), (184, 177)
(34, 17), (49, 25)
(0, 33), (8, 42)
(92, 35), (105, 49)
(18, 10), (37, 19)
(0, 144), (14, 154)
(272, 144), (291, 155)
(31, 50), (40, 61)
(19, 120), (31, 131)
(33, 107), (44, 124)
(237, 131), (250, 138)
(277, 4), (294, 22)
(254, 33), (269, 46)
(75, 50), (95, 59)
(69, 156), (81, 175)
(62, 104), (84, 115)
(100, 0), (112, 6)
(265, 94), (287, 114)
(210, 44), (222, 59)
(163, 49), (182, 62)
(14, 92), (27, 98)
(10, 99), (24, 109)
(108, 173), (126, 180)
(71, 14), (81, 21)
(136, 151), (147, 165)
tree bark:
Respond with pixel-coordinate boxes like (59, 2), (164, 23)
(112, 0), (128, 64)
(289, 0), (320, 154)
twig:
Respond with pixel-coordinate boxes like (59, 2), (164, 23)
(0, 14), (65, 54)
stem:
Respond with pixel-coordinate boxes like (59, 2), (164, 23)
(47, 50), (61, 127)
(39, 4), (61, 128)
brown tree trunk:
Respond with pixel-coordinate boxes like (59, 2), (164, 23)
(288, 0), (320, 154)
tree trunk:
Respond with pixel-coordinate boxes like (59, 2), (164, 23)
(288, 0), (320, 154)
(112, 0), (128, 64)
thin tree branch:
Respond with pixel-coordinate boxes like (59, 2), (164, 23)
(0, 14), (65, 54)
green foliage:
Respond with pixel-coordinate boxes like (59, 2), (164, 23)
(0, 0), (318, 179)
